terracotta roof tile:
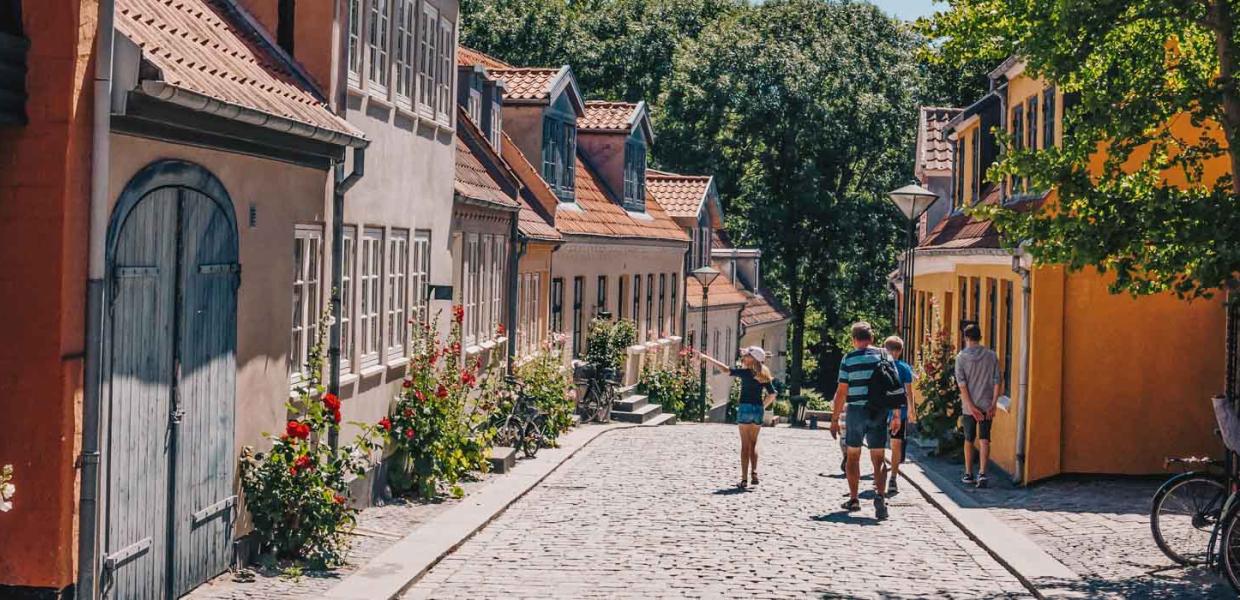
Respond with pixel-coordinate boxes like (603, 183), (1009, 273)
(498, 133), (562, 241)
(917, 107), (962, 176)
(741, 287), (791, 327)
(918, 184), (1008, 250)
(117, 0), (362, 141)
(580, 101), (638, 132)
(554, 157), (689, 242)
(647, 171), (712, 219)
(457, 46), (513, 70)
(454, 144), (518, 210)
(489, 68), (561, 101)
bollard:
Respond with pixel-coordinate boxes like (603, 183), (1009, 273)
(809, 415), (819, 429)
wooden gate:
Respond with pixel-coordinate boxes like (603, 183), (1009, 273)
(102, 163), (239, 599)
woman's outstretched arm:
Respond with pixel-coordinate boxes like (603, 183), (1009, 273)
(695, 350), (731, 372)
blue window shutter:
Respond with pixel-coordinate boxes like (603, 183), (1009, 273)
(565, 124), (576, 195)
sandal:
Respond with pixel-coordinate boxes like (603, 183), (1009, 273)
(750, 472), (759, 485)
(737, 479), (748, 490)
(841, 497), (861, 512)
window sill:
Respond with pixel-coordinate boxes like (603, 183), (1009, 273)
(359, 364), (386, 379)
(385, 356), (409, 370)
(347, 83), (365, 98)
(339, 372), (360, 388)
(396, 105), (421, 124)
(368, 93), (394, 110)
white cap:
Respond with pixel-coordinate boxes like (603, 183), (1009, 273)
(742, 346), (767, 363)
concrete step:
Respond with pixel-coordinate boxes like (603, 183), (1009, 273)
(645, 412), (677, 427)
(610, 402), (662, 424)
(489, 447), (517, 474)
(612, 394), (649, 413)
(618, 384), (639, 399)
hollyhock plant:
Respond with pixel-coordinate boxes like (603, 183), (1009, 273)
(239, 310), (384, 568)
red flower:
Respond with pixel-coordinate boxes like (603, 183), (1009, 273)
(496, 323), (506, 336)
(436, 384), (449, 399)
(402, 379), (413, 389)
(279, 434), (290, 443)
(286, 420), (310, 440)
(332, 408), (342, 424)
(403, 408), (414, 418)
(333, 494), (347, 505)
(453, 305), (464, 324)
(288, 466), (298, 477)
(404, 428), (415, 440)
(429, 352), (439, 365)
(450, 342), (460, 355)
(414, 389), (426, 403)
(379, 417), (392, 431)
(294, 455), (314, 471)
(461, 371), (476, 386)
(322, 393), (341, 412)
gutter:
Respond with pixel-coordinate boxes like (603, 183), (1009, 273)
(328, 148), (366, 448)
(1011, 244), (1032, 485)
(79, 0), (115, 597)
(140, 81), (367, 149)
(507, 212), (523, 375)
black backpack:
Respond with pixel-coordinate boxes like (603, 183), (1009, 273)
(867, 351), (906, 411)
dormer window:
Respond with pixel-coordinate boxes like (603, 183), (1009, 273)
(467, 74), (482, 125)
(541, 111), (576, 202)
(486, 83), (502, 150)
(623, 135), (646, 211)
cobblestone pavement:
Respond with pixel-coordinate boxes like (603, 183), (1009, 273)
(406, 425), (1032, 599)
(184, 474), (495, 600)
(915, 449), (1233, 599)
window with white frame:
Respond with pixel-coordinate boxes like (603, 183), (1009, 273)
(290, 226), (324, 383)
(658, 274), (666, 336)
(491, 235), (504, 337)
(541, 112), (577, 202)
(411, 230), (431, 327)
(393, 0), (416, 106)
(348, 0), (363, 86)
(417, 2), (437, 114)
(436, 16), (455, 123)
(386, 229), (409, 361)
(359, 228), (384, 370)
(479, 235), (491, 343)
(340, 226), (357, 373)
(367, 0), (391, 95)
(529, 272), (541, 352)
(623, 137), (646, 212)
(669, 273), (678, 335)
(462, 233), (480, 346)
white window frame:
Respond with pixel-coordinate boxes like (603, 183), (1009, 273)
(393, 0), (416, 107)
(359, 227), (384, 371)
(491, 235), (504, 338)
(290, 226), (324, 384)
(340, 226), (357, 374)
(417, 1), (438, 116)
(367, 0), (392, 97)
(436, 16), (455, 125)
(348, 0), (364, 89)
(386, 229), (410, 362)
(412, 230), (431, 328)
(462, 233), (480, 347)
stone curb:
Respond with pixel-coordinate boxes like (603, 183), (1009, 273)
(318, 420), (657, 600)
(900, 460), (1083, 599)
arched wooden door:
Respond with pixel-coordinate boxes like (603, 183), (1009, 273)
(102, 162), (239, 599)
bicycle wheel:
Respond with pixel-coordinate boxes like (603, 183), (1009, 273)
(520, 416), (545, 459)
(595, 384), (616, 423)
(1219, 497), (1240, 594)
(1151, 472), (1226, 565)
(494, 417), (521, 449)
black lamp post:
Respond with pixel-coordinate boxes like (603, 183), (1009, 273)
(887, 182), (939, 344)
(691, 266), (720, 422)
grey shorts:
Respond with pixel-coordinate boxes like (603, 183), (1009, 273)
(844, 404), (888, 449)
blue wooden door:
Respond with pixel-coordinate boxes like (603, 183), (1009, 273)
(104, 185), (238, 599)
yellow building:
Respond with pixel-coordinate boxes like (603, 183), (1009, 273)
(910, 57), (1227, 483)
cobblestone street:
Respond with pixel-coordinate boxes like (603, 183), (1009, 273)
(405, 425), (1031, 599)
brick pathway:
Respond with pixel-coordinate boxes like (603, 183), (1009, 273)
(914, 450), (1233, 598)
(405, 425), (1031, 599)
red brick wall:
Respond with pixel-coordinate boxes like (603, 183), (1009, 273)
(0, 0), (96, 590)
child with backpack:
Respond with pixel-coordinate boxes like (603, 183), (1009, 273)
(882, 336), (915, 496)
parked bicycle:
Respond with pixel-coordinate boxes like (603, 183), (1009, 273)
(574, 362), (617, 423)
(1149, 396), (1240, 592)
(490, 378), (547, 459)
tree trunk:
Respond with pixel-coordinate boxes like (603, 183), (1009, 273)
(789, 303), (806, 396)
(1211, 0), (1240, 196)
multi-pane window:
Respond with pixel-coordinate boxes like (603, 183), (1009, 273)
(1010, 104), (1025, 195)
(970, 276), (981, 326)
(658, 274), (666, 336)
(466, 75), (483, 125)
(645, 274), (654, 339)
(952, 137), (964, 211)
(411, 230), (431, 327)
(488, 89), (503, 149)
(340, 226), (356, 373)
(550, 278), (564, 334)
(491, 235), (504, 338)
(436, 17), (454, 122)
(1043, 87), (1056, 150)
(623, 140), (646, 211)
(291, 226), (323, 382)
(359, 228), (384, 370)
(712, 329), (720, 361)
(386, 230), (409, 361)
(632, 274), (641, 333)
(669, 274), (678, 335)
(1027, 95), (1039, 151)
(726, 327), (733, 360)
(479, 235), (491, 343)
(970, 127), (981, 204)
(572, 277), (584, 358)
(541, 116), (577, 201)
(518, 273), (542, 355)
(617, 276), (627, 319)
(393, 0), (416, 105)
(597, 275), (608, 316)
(957, 276), (967, 342)
(1003, 281), (1014, 390)
(348, 0), (363, 86)
(986, 278), (998, 349)
(417, 2), (438, 113)
(462, 233), (480, 346)
(367, 0), (391, 94)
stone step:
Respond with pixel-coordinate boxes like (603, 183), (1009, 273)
(610, 402), (662, 424)
(645, 412), (678, 427)
(488, 447), (517, 474)
(612, 394), (648, 413)
(618, 384), (639, 399)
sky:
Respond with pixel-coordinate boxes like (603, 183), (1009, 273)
(869, 0), (940, 22)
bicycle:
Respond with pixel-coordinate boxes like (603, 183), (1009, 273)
(490, 378), (547, 459)
(574, 362), (617, 424)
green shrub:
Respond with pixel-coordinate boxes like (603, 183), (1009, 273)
(585, 318), (636, 373)
(638, 349), (703, 421)
(772, 398), (791, 418)
(725, 378), (741, 424)
(515, 341), (575, 445)
(916, 329), (964, 454)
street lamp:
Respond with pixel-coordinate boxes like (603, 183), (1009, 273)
(887, 182), (939, 344)
(691, 266), (720, 422)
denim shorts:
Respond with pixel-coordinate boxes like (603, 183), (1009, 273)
(844, 404), (888, 449)
(737, 403), (764, 425)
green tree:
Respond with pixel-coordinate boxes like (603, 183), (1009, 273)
(923, 0), (1240, 298)
(659, 0), (920, 394)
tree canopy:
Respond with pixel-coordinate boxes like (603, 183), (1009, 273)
(923, 0), (1240, 298)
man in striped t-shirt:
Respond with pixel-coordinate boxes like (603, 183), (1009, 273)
(830, 321), (899, 520)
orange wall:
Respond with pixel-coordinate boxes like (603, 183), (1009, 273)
(0, 0), (97, 590)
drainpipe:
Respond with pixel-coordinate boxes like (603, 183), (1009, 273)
(79, 1), (115, 597)
(1012, 244), (1032, 485)
(506, 208), (523, 375)
(328, 148), (365, 448)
